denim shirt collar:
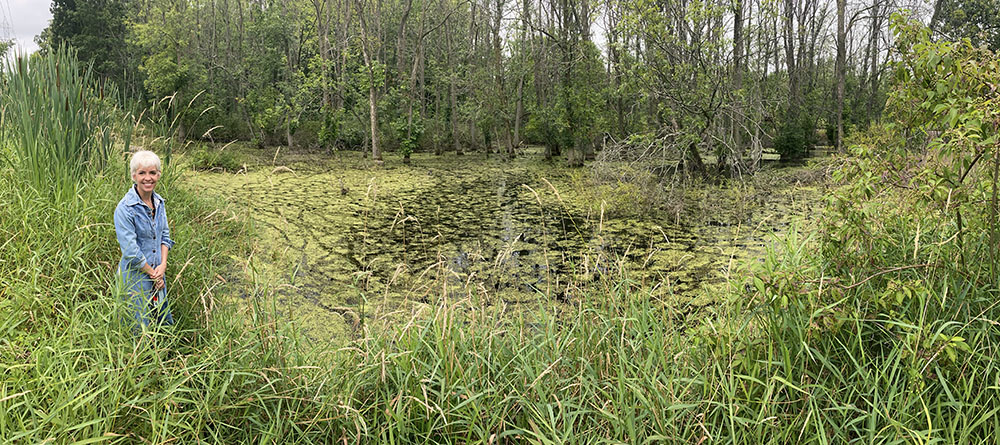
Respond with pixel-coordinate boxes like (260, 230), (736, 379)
(124, 184), (165, 208)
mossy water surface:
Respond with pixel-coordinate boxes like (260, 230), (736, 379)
(184, 148), (824, 341)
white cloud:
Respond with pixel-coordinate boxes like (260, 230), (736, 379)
(2, 0), (52, 55)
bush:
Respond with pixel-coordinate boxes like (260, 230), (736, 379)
(704, 16), (1000, 442)
(774, 114), (815, 159)
(392, 115), (424, 158)
(187, 147), (244, 172)
(824, 120), (836, 146)
(193, 104), (248, 142)
(293, 119), (323, 149)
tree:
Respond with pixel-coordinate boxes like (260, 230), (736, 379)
(133, 0), (198, 141)
(617, 0), (731, 173)
(521, 0), (602, 166)
(931, 0), (1000, 51)
(355, 0), (384, 163)
(25, 0), (896, 177)
(38, 0), (139, 96)
(835, 0), (846, 151)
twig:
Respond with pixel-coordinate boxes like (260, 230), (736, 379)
(842, 263), (932, 290)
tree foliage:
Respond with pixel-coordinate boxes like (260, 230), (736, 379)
(932, 0), (1000, 51)
(34, 0), (902, 169)
(0, 40), (12, 60)
(827, 14), (1000, 277)
(38, 0), (139, 96)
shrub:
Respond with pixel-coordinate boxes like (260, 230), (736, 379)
(392, 114), (424, 159)
(187, 147), (244, 172)
(706, 16), (1000, 442)
(774, 114), (815, 159)
(294, 119), (323, 149)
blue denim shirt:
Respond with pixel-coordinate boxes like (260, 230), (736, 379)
(114, 185), (175, 327)
(114, 185), (174, 272)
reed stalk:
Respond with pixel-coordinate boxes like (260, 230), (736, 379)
(2, 46), (129, 200)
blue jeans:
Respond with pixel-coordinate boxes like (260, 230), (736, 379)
(119, 265), (175, 331)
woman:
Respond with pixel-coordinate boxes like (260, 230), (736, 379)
(114, 150), (175, 330)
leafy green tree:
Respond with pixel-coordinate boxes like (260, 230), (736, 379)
(18, 0), (893, 175)
(825, 15), (1000, 319)
(932, 0), (1000, 51)
(616, 0), (730, 172)
(38, 0), (140, 96)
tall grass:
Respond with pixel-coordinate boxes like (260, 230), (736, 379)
(2, 157), (998, 442)
(2, 46), (130, 200)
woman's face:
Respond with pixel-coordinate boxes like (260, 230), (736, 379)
(132, 165), (161, 195)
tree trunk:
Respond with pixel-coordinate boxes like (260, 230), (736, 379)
(732, 0), (745, 173)
(487, 0), (512, 158)
(562, 0), (584, 167)
(396, 0), (414, 78)
(356, 0), (382, 162)
(783, 0), (799, 115)
(469, 120), (477, 152)
(313, 0), (331, 109)
(835, 0), (846, 151)
(866, 2), (882, 122)
(446, 18), (462, 155)
(403, 8), (425, 165)
(368, 85), (381, 161)
(513, 73), (524, 149)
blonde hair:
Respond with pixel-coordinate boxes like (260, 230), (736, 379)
(129, 150), (162, 176)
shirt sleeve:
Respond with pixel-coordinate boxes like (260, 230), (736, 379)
(160, 205), (175, 249)
(114, 204), (148, 271)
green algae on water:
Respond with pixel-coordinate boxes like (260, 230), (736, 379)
(183, 148), (825, 341)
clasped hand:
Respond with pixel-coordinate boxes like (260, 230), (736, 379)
(149, 264), (166, 290)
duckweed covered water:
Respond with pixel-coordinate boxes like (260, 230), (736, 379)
(184, 148), (823, 341)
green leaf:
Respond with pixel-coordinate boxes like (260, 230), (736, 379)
(946, 108), (959, 127)
(967, 118), (981, 132)
(929, 52), (941, 70)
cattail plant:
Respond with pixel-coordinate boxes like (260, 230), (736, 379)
(1, 46), (130, 200)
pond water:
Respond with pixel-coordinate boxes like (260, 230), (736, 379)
(184, 149), (824, 341)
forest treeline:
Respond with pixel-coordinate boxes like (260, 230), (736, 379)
(18, 0), (999, 172)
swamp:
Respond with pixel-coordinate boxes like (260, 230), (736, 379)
(185, 146), (826, 341)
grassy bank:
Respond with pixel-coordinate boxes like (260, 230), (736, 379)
(5, 188), (996, 443)
(0, 149), (270, 441)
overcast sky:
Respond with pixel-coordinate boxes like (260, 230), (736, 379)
(2, 0), (51, 55)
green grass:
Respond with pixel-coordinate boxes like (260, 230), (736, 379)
(184, 145), (246, 172)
